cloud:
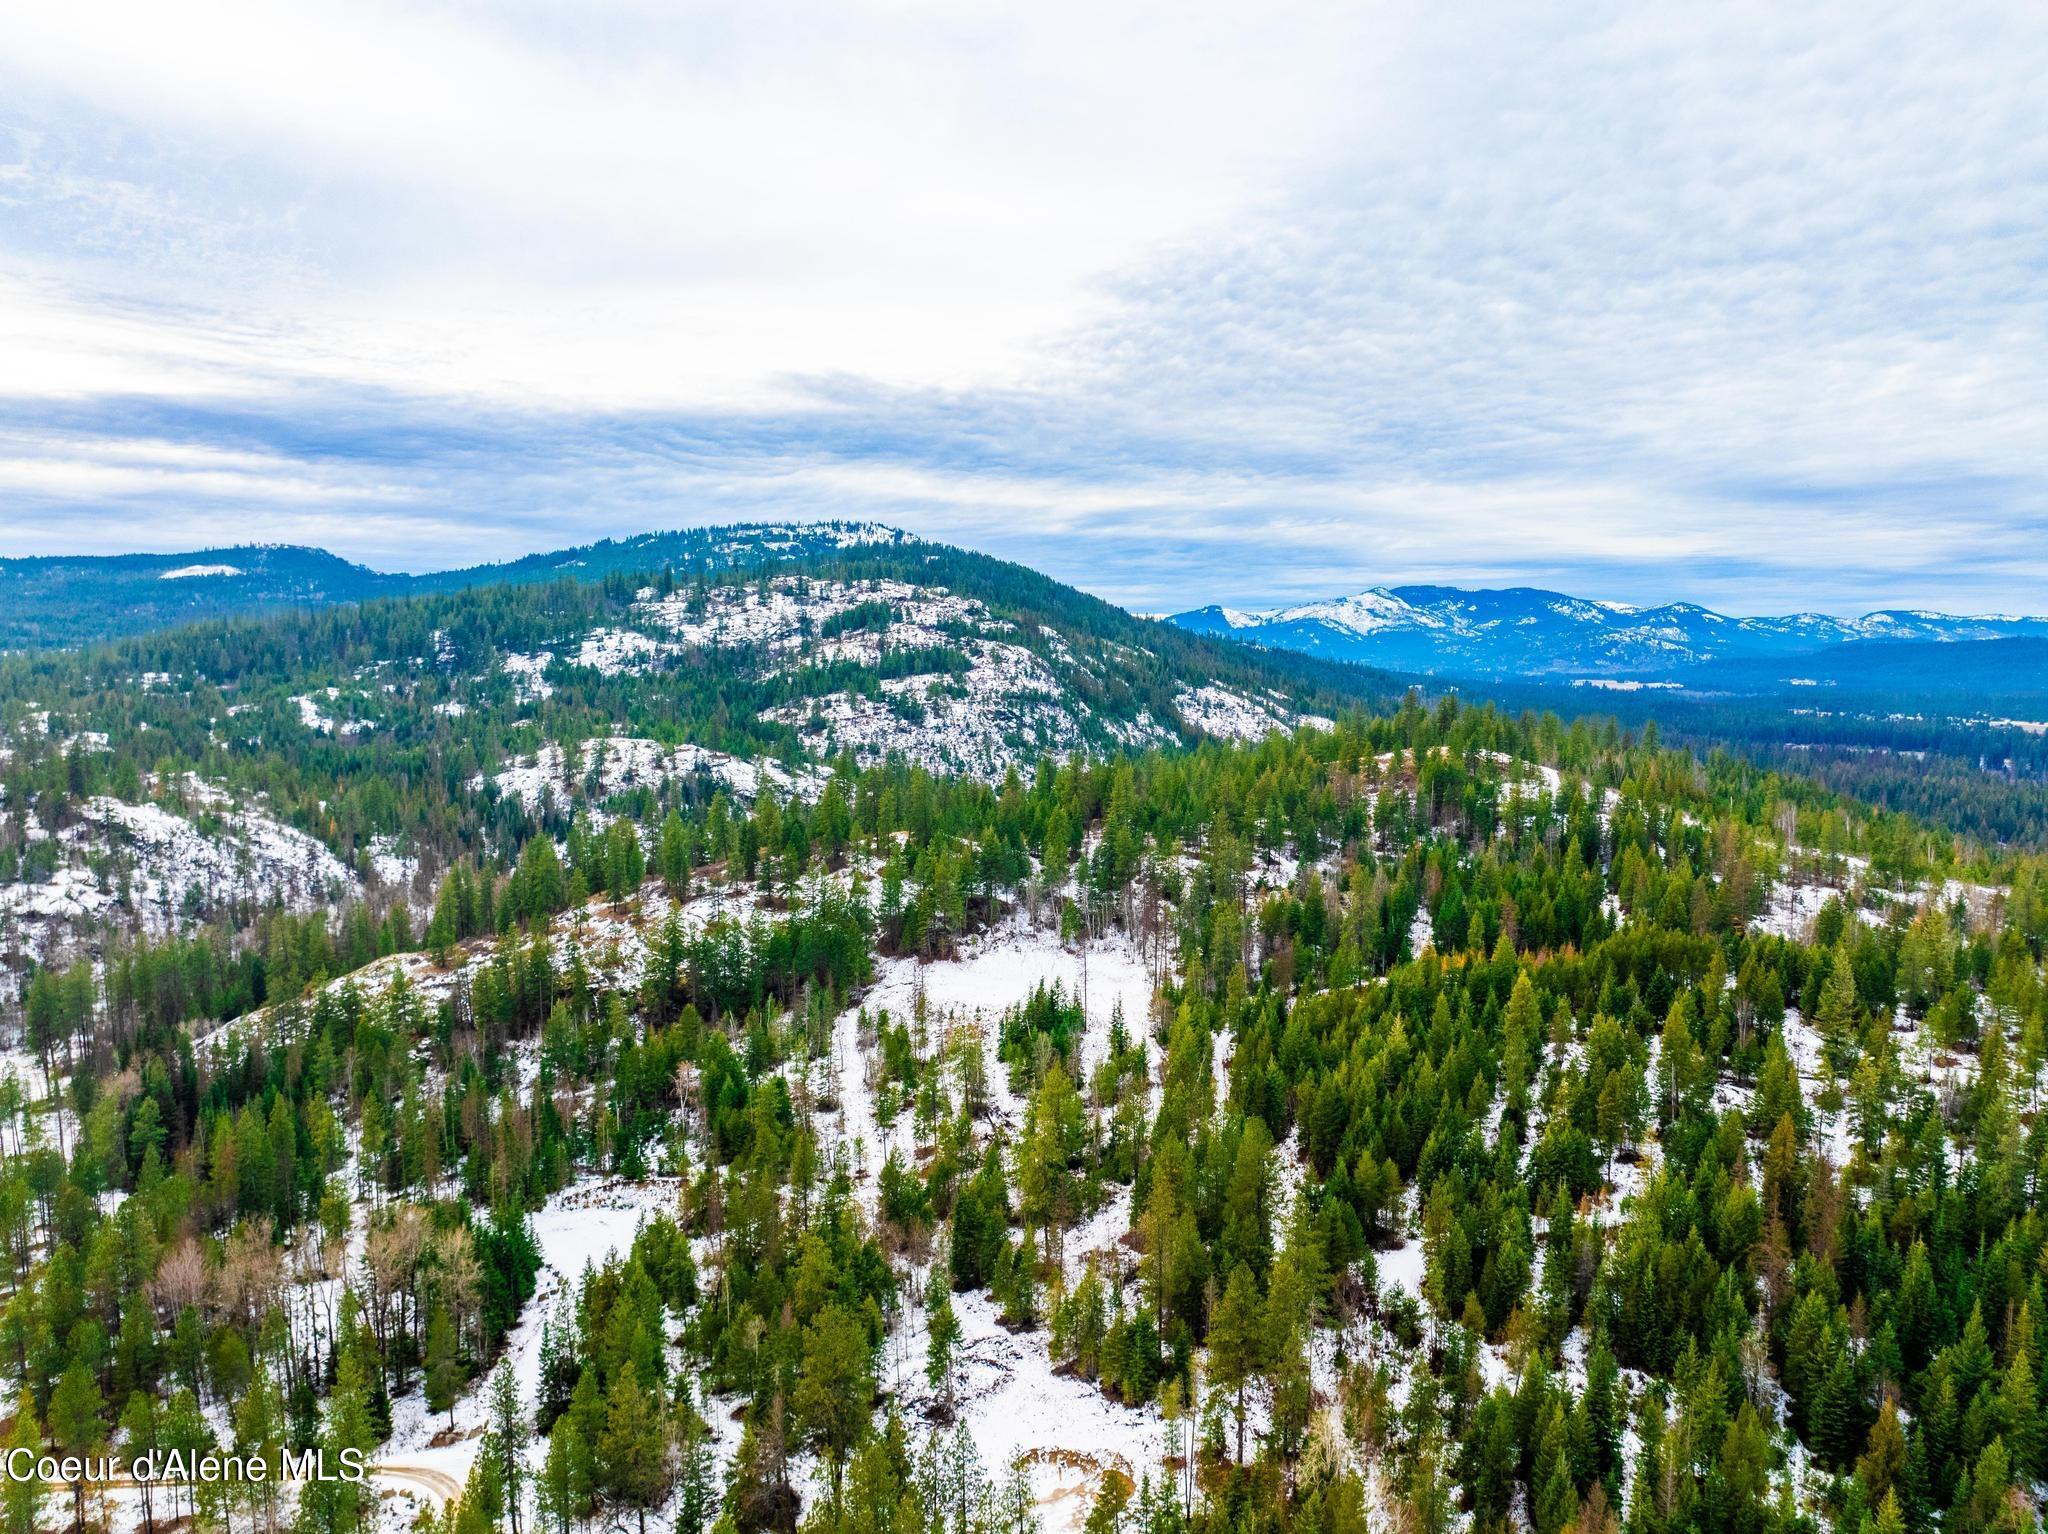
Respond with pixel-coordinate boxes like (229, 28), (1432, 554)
(0, 1), (2044, 614)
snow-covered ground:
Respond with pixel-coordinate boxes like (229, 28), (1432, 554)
(887, 1285), (1167, 1533)
(367, 834), (419, 892)
(377, 1177), (691, 1499)
(499, 651), (555, 702)
(636, 576), (984, 658)
(818, 912), (1161, 1197)
(0, 777), (360, 979)
(1172, 684), (1327, 743)
(573, 626), (665, 675)
(1753, 876), (1840, 941)
(804, 910), (1169, 1527)
(293, 689), (358, 736)
(1755, 844), (2003, 942)
(478, 736), (826, 814)
(760, 638), (1120, 779)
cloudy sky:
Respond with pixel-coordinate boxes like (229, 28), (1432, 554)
(2, 2), (2044, 615)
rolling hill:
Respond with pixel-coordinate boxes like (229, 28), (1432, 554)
(0, 526), (1387, 1001)
(0, 521), (915, 649)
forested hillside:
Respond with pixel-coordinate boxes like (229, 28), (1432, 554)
(0, 533), (1373, 1009)
(1, 537), (2047, 1534)
(0, 523), (916, 651)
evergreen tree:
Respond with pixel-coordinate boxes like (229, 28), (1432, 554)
(486, 1362), (531, 1534)
(536, 1413), (593, 1534)
(1207, 1264), (1266, 1463)
(48, 1361), (105, 1534)
(425, 1304), (463, 1432)
(597, 1362), (672, 1534)
(2, 1388), (45, 1534)
(927, 1285), (962, 1423)
(793, 1304), (876, 1509)
(659, 810), (691, 895)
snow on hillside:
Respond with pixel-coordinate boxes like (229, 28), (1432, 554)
(761, 642), (1104, 777)
(367, 833), (419, 891)
(572, 626), (663, 675)
(1173, 683), (1327, 742)
(293, 688), (370, 736)
(0, 776), (359, 976)
(446, 573), (1193, 782)
(216, 886), (1168, 1529)
(499, 651), (555, 702)
(377, 1176), (698, 1507)
(1271, 588), (1441, 636)
(802, 911), (1171, 1528)
(478, 736), (826, 814)
(159, 562), (243, 579)
(634, 575), (984, 655)
(1753, 845), (2003, 943)
(896, 1285), (1166, 1530)
(816, 911), (1160, 1201)
(641, 574), (1181, 776)
(1754, 877), (1840, 941)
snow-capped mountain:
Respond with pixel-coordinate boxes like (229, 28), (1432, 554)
(1170, 585), (2048, 677)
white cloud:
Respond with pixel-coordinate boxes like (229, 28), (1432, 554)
(0, 0), (1390, 402)
(0, 1), (2045, 613)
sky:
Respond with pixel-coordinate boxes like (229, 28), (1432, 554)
(1, 1), (2045, 616)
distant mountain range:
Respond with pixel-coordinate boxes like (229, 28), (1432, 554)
(0, 522), (915, 649)
(1168, 585), (2048, 683)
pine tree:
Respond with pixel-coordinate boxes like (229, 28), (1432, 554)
(1207, 1263), (1266, 1464)
(486, 1362), (531, 1534)
(233, 1359), (288, 1533)
(1084, 1471), (1132, 1534)
(427, 868), (464, 964)
(299, 1345), (379, 1534)
(48, 1361), (105, 1534)
(676, 1382), (716, 1534)
(1998, 1347), (2040, 1480)
(794, 1304), (876, 1509)
(1858, 1399), (1909, 1513)
(120, 1392), (163, 1534)
(425, 1304), (463, 1432)
(658, 810), (691, 895)
(927, 1286), (962, 1423)
(536, 1414), (593, 1534)
(159, 1388), (215, 1530)
(597, 1362), (673, 1534)
(1817, 940), (1860, 1072)
(454, 1448), (505, 1534)
(1535, 1447), (1578, 1534)
(2, 1388), (45, 1534)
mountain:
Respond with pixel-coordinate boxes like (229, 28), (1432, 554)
(1670, 634), (2048, 698)
(0, 545), (401, 648)
(0, 526), (1380, 1001)
(1168, 584), (2048, 679)
(0, 520), (918, 650)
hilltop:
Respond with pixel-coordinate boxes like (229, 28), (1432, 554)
(0, 527), (1378, 1001)
(0, 522), (913, 649)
